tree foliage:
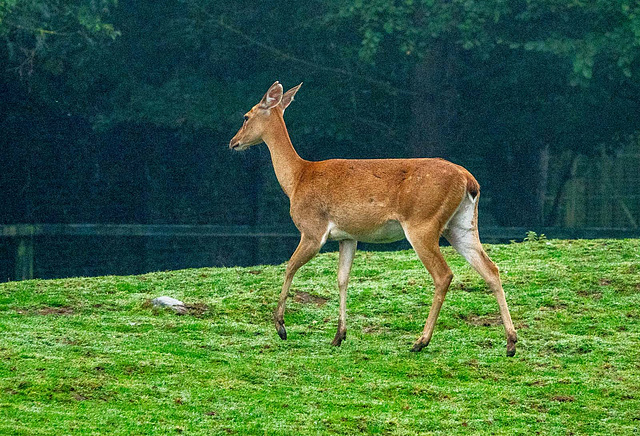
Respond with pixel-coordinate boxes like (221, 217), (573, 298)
(0, 0), (119, 74)
(1, 0), (640, 227)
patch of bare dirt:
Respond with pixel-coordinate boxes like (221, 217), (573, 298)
(576, 290), (602, 300)
(464, 314), (503, 327)
(539, 302), (568, 311)
(453, 282), (485, 293)
(362, 325), (388, 334)
(184, 303), (209, 317)
(70, 388), (88, 401)
(293, 291), (328, 307)
(142, 299), (209, 317)
(551, 395), (575, 402)
(37, 307), (74, 316)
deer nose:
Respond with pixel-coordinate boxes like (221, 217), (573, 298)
(229, 138), (239, 149)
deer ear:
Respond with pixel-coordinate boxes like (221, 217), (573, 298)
(259, 81), (283, 109)
(280, 82), (303, 113)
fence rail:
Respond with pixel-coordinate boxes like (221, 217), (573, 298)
(2, 224), (639, 281)
(1, 224), (302, 238)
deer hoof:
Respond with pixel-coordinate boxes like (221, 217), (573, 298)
(275, 322), (287, 340)
(410, 339), (429, 353)
(331, 330), (346, 347)
(506, 332), (517, 357)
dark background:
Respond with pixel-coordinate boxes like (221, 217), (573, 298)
(1, 0), (640, 280)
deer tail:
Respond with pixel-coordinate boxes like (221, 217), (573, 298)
(465, 172), (480, 200)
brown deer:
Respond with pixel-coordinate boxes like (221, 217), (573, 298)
(229, 81), (518, 356)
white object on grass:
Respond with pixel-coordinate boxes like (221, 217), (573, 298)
(152, 296), (187, 314)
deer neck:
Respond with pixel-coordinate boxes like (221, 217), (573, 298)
(262, 111), (306, 198)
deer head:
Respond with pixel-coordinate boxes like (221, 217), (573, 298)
(229, 81), (302, 151)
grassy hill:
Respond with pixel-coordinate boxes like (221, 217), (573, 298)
(1, 238), (639, 435)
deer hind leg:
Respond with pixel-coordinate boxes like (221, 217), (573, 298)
(274, 233), (324, 340)
(443, 198), (518, 356)
(331, 239), (357, 346)
(403, 222), (454, 352)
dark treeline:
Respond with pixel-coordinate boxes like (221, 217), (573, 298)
(2, 0), (640, 230)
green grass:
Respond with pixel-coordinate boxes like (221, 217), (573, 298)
(1, 239), (639, 435)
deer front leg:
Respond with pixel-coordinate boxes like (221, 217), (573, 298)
(274, 233), (323, 340)
(331, 239), (357, 346)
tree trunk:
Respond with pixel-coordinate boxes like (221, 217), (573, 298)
(544, 151), (577, 226)
(536, 143), (549, 225)
(488, 142), (548, 227)
(409, 42), (457, 159)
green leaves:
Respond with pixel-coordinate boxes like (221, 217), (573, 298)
(341, 0), (640, 84)
(77, 4), (120, 38)
(0, 0), (119, 82)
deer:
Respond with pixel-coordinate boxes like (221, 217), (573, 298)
(229, 81), (518, 357)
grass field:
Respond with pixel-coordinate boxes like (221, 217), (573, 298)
(1, 238), (639, 435)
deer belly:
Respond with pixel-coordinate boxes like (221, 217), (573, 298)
(327, 220), (405, 243)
